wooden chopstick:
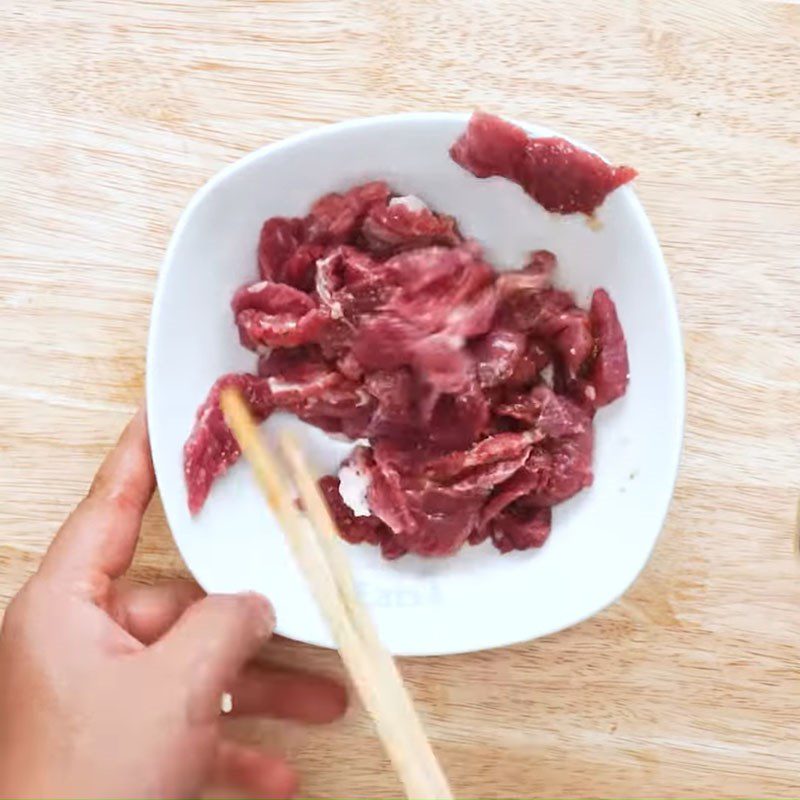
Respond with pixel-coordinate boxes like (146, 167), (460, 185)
(220, 388), (453, 800)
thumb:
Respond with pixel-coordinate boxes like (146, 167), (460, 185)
(152, 592), (275, 721)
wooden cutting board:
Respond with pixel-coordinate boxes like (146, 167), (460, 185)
(1, 1), (798, 796)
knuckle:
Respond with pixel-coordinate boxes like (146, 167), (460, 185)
(211, 593), (274, 630)
(87, 468), (111, 499)
(210, 593), (254, 620)
(87, 475), (144, 517)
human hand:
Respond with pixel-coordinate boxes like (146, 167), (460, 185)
(0, 409), (347, 799)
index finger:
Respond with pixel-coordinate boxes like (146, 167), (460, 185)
(39, 407), (155, 595)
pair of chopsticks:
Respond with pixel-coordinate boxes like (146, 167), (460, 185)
(220, 389), (453, 800)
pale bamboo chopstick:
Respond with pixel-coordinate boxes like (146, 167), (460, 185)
(219, 388), (453, 800)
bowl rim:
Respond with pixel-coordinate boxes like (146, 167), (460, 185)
(146, 111), (686, 656)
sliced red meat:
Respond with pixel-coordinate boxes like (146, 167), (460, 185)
(314, 245), (389, 321)
(231, 280), (316, 317)
(530, 431), (594, 507)
(370, 436), (443, 476)
(257, 217), (307, 284)
(499, 285), (574, 333)
(361, 197), (461, 256)
(493, 391), (541, 426)
(316, 317), (356, 361)
(338, 431), (532, 557)
(280, 243), (325, 291)
(495, 249), (556, 296)
(535, 386), (590, 437)
(515, 139), (637, 215)
(449, 455), (530, 494)
(353, 444), (485, 557)
(471, 329), (526, 388)
(306, 181), (391, 244)
(396, 485), (484, 557)
(188, 173), (631, 560)
(233, 281), (327, 350)
(314, 249), (346, 314)
(351, 245), (495, 393)
(497, 272), (594, 378)
(479, 429), (592, 528)
(587, 288), (629, 406)
(257, 344), (322, 377)
(319, 475), (407, 560)
(535, 307), (594, 377)
(336, 351), (364, 381)
(379, 537), (409, 560)
(184, 373), (273, 514)
(363, 369), (419, 439)
(410, 333), (474, 394)
(496, 385), (589, 438)
(506, 339), (551, 388)
(524, 249), (557, 278)
(260, 348), (374, 438)
(365, 372), (488, 453)
(446, 284), (498, 340)
(350, 315), (417, 371)
(259, 348), (340, 398)
(319, 476), (393, 547)
(480, 447), (553, 525)
(332, 246), (395, 314)
(293, 383), (373, 439)
(426, 381), (489, 450)
(451, 111), (637, 215)
(385, 244), (495, 335)
(357, 447), (417, 537)
(556, 375), (599, 416)
(467, 525), (491, 546)
(482, 432), (593, 515)
(236, 306), (327, 350)
(449, 111), (529, 179)
(490, 505), (552, 553)
(423, 432), (534, 481)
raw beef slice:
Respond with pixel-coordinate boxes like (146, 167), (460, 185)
(450, 111), (637, 215)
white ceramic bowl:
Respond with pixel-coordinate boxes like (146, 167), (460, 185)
(147, 112), (684, 656)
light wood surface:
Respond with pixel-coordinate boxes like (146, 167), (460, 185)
(1, 1), (799, 797)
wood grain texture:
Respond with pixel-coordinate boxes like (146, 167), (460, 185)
(1, 0), (799, 796)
